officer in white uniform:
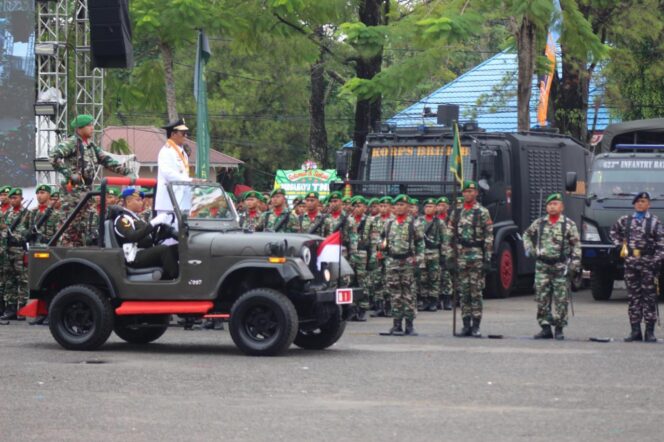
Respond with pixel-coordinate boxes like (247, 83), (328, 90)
(156, 119), (193, 214)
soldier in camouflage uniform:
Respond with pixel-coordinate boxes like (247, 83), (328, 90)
(290, 191), (327, 235)
(369, 196), (394, 317)
(610, 191), (664, 343)
(0, 189), (30, 321)
(238, 191), (262, 231)
(0, 185), (10, 215)
(380, 194), (424, 335)
(342, 196), (352, 215)
(450, 181), (493, 337)
(348, 196), (370, 320)
(323, 191), (352, 247)
(0, 185), (10, 315)
(523, 193), (581, 340)
(256, 188), (292, 232)
(49, 114), (133, 247)
(50, 188), (62, 211)
(419, 198), (445, 312)
(437, 196), (453, 310)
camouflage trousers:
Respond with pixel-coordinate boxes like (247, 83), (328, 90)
(386, 257), (416, 320)
(440, 267), (452, 298)
(350, 250), (370, 309)
(3, 246), (27, 308)
(419, 250), (441, 301)
(534, 261), (569, 327)
(624, 258), (658, 324)
(458, 258), (485, 319)
(369, 259), (389, 305)
(60, 187), (98, 247)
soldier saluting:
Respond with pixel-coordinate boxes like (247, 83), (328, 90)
(523, 193), (581, 340)
(610, 191), (664, 342)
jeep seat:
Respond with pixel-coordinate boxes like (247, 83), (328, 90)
(103, 220), (164, 282)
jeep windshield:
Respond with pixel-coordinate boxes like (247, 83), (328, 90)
(171, 182), (240, 231)
(588, 159), (664, 200)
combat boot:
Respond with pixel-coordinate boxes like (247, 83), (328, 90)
(417, 300), (425, 311)
(442, 295), (452, 311)
(355, 308), (368, 322)
(370, 300), (384, 317)
(554, 326), (565, 340)
(404, 318), (418, 336)
(644, 322), (657, 343)
(624, 323), (642, 342)
(388, 318), (403, 335)
(534, 325), (553, 339)
(0, 307), (17, 321)
(471, 317), (482, 338)
(425, 299), (438, 312)
(459, 316), (472, 337)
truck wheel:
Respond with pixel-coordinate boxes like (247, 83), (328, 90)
(591, 267), (614, 300)
(293, 307), (347, 350)
(229, 288), (298, 356)
(114, 315), (169, 344)
(486, 242), (515, 298)
(48, 285), (114, 351)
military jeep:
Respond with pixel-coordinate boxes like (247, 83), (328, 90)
(21, 177), (361, 356)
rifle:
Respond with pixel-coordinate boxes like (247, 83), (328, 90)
(28, 206), (54, 245)
(7, 199), (33, 248)
(271, 210), (290, 232)
(563, 257), (575, 317)
(307, 214), (326, 235)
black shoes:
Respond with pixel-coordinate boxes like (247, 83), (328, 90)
(624, 323), (643, 342)
(471, 317), (481, 338)
(355, 308), (368, 322)
(644, 322), (657, 343)
(442, 295), (452, 311)
(388, 318), (403, 335)
(534, 325), (553, 339)
(554, 326), (564, 340)
(459, 317), (472, 337)
(404, 318), (418, 336)
(0, 309), (17, 321)
(29, 315), (48, 326)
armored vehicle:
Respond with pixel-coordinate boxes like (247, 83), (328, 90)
(20, 177), (360, 356)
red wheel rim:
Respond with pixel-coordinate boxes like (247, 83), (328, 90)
(500, 249), (513, 290)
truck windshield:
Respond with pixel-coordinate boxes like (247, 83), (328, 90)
(589, 169), (664, 199)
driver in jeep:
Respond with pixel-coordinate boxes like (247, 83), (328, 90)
(113, 188), (179, 280)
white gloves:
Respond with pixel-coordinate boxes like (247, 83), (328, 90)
(150, 213), (171, 227)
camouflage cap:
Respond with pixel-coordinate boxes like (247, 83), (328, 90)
(436, 196), (449, 204)
(423, 197), (437, 206)
(0, 185), (11, 194)
(392, 194), (409, 204)
(462, 180), (478, 191)
(378, 196), (393, 204)
(8, 188), (23, 197)
(304, 191), (320, 200)
(270, 188), (286, 197)
(545, 192), (563, 205)
(70, 114), (94, 129)
(632, 191), (651, 205)
(35, 184), (52, 194)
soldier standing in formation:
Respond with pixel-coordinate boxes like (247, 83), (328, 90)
(0, 185), (10, 214)
(523, 193), (581, 340)
(419, 198), (444, 312)
(450, 181), (493, 337)
(381, 194), (424, 335)
(257, 189), (291, 232)
(293, 191), (326, 235)
(370, 196), (394, 317)
(437, 196), (453, 310)
(348, 196), (370, 321)
(610, 191), (664, 342)
(238, 191), (262, 231)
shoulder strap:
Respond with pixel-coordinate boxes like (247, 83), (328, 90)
(472, 209), (480, 243)
(560, 216), (567, 261)
(409, 218), (415, 254)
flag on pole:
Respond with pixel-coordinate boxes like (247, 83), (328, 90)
(449, 121), (464, 185)
(194, 29), (211, 179)
(316, 231), (341, 270)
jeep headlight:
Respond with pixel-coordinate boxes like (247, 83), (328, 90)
(582, 219), (601, 242)
(323, 268), (331, 282)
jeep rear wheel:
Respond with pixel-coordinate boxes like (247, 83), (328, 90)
(114, 315), (170, 344)
(229, 288), (298, 356)
(49, 285), (114, 351)
(293, 307), (346, 350)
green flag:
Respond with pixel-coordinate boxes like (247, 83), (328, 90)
(449, 121), (463, 185)
(194, 29), (211, 179)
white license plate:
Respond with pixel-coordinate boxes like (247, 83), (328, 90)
(336, 288), (353, 305)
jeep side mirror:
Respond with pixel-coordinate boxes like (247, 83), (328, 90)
(565, 171), (577, 192)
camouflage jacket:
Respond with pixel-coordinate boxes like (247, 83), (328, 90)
(323, 211), (353, 249)
(238, 210), (262, 232)
(381, 215), (425, 262)
(610, 212), (664, 262)
(295, 211), (327, 235)
(24, 205), (63, 245)
(2, 206), (30, 248)
(524, 215), (581, 263)
(450, 202), (493, 261)
(256, 207), (292, 232)
(369, 214), (393, 258)
(49, 134), (132, 187)
(348, 215), (371, 255)
(420, 215), (452, 259)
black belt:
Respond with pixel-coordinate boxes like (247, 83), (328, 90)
(425, 244), (440, 250)
(627, 248), (655, 258)
(537, 256), (565, 265)
(388, 252), (413, 259)
(459, 240), (483, 248)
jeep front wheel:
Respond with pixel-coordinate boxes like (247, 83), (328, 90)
(229, 288), (298, 356)
(114, 315), (170, 344)
(49, 284), (114, 351)
(293, 307), (346, 350)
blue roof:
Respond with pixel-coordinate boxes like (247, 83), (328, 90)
(344, 49), (616, 147)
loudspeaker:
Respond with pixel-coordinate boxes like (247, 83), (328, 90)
(437, 105), (459, 127)
(89, 0), (134, 68)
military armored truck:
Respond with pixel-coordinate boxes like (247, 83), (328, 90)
(337, 125), (589, 297)
(20, 177), (360, 356)
(581, 119), (664, 300)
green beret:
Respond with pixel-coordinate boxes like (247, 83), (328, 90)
(107, 187), (121, 197)
(0, 185), (11, 194)
(228, 193), (237, 202)
(328, 191), (343, 200)
(462, 180), (478, 191)
(70, 114), (94, 129)
(423, 197), (437, 205)
(8, 188), (22, 197)
(545, 193), (563, 205)
(342, 196), (352, 203)
(304, 191), (320, 200)
(140, 187), (154, 197)
(392, 194), (409, 204)
(50, 188), (60, 197)
(351, 196), (367, 205)
(409, 197), (419, 205)
(295, 198), (305, 206)
(35, 184), (52, 194)
(243, 190), (262, 201)
(437, 196), (449, 204)
(368, 198), (380, 206)
(270, 188), (286, 197)
(378, 196), (393, 204)
(456, 197), (464, 203)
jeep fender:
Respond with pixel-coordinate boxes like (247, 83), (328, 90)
(37, 258), (118, 299)
(492, 221), (519, 254)
(215, 258), (314, 292)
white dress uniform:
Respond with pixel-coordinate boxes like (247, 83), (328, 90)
(156, 139), (192, 213)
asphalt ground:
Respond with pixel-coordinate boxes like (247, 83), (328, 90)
(1, 287), (663, 442)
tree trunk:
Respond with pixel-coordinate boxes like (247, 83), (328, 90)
(515, 16), (536, 131)
(554, 53), (590, 142)
(159, 40), (178, 122)
(350, 0), (386, 179)
(309, 39), (328, 167)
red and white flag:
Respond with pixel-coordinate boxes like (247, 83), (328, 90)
(317, 231), (341, 270)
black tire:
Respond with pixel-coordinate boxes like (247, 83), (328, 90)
(485, 241), (515, 298)
(48, 284), (114, 351)
(229, 288), (298, 356)
(114, 315), (170, 344)
(293, 307), (347, 350)
(591, 267), (614, 300)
